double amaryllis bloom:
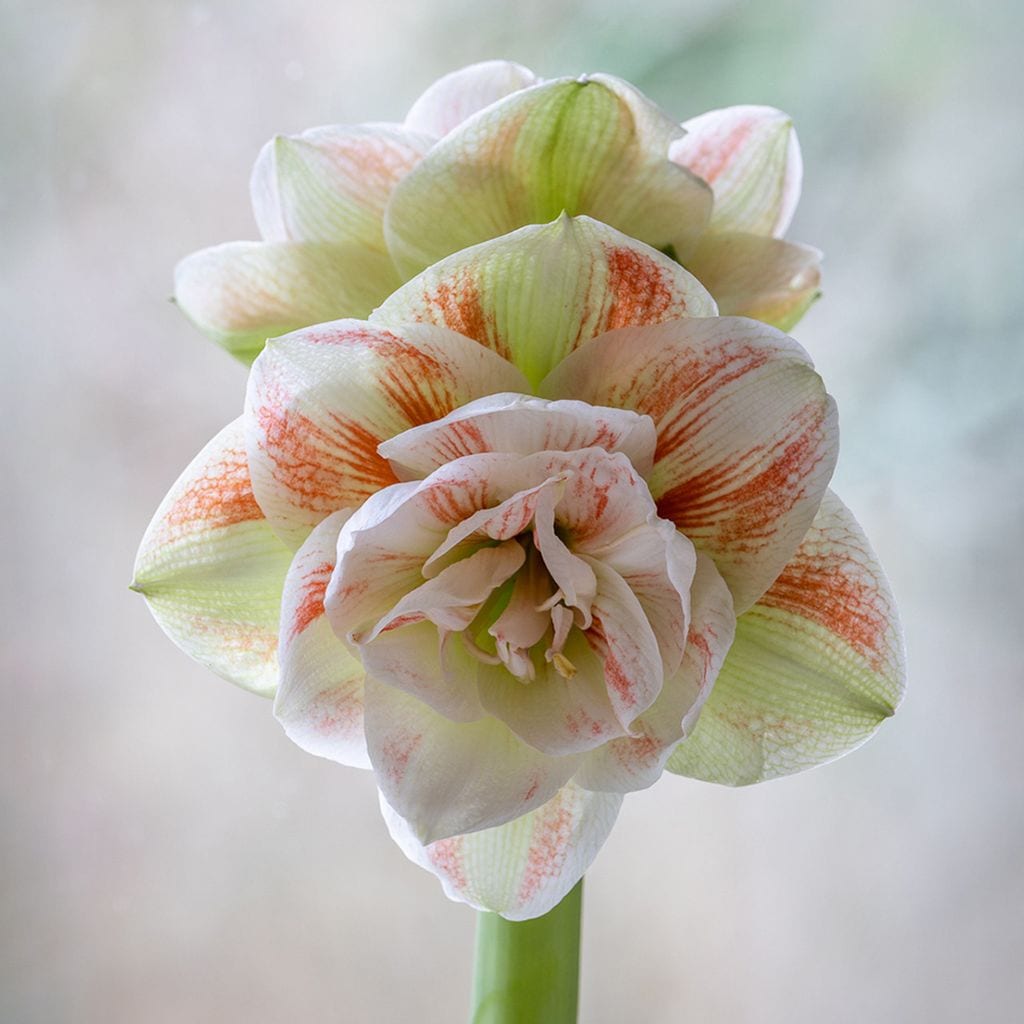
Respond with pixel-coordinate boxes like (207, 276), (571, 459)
(175, 60), (821, 365)
(136, 64), (904, 921)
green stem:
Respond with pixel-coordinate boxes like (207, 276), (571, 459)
(470, 880), (582, 1024)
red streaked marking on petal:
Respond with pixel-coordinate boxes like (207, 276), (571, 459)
(289, 561), (334, 640)
(380, 730), (423, 787)
(427, 836), (468, 891)
(587, 633), (638, 710)
(379, 612), (427, 633)
(758, 538), (890, 671)
(656, 400), (829, 540)
(642, 341), (772, 435)
(682, 119), (755, 184)
(516, 799), (575, 906)
(364, 329), (490, 425)
(255, 379), (398, 510)
(603, 244), (680, 330)
(611, 728), (661, 771)
(164, 444), (263, 535)
(421, 276), (504, 356)
(421, 473), (491, 525)
(185, 613), (278, 661)
(310, 686), (364, 737)
(563, 707), (612, 741)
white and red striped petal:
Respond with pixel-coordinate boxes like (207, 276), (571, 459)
(251, 123), (432, 249)
(542, 317), (838, 613)
(364, 678), (579, 843)
(132, 418), (293, 696)
(274, 510), (369, 768)
(583, 558), (666, 728)
(671, 105), (803, 238)
(576, 552), (735, 792)
(373, 216), (715, 387)
(378, 393), (658, 480)
(245, 321), (529, 547)
(381, 781), (622, 920)
(404, 60), (540, 138)
(593, 516), (697, 676)
(667, 492), (905, 785)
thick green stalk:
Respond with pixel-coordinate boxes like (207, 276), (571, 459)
(470, 880), (582, 1024)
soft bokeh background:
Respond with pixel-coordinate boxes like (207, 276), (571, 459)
(4, 0), (1022, 1020)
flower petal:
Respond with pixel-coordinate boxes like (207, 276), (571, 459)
(364, 677), (579, 843)
(404, 60), (540, 138)
(273, 510), (369, 768)
(174, 241), (400, 364)
(374, 216), (716, 387)
(132, 418), (292, 697)
(671, 104), (803, 237)
(251, 123), (431, 248)
(575, 552), (735, 792)
(354, 543), (526, 722)
(592, 516), (697, 675)
(474, 630), (626, 756)
(582, 557), (666, 728)
(379, 393), (658, 481)
(324, 459), (526, 652)
(245, 320), (529, 546)
(686, 232), (822, 332)
(542, 317), (838, 613)
(380, 781), (622, 920)
(667, 492), (905, 785)
(384, 76), (712, 280)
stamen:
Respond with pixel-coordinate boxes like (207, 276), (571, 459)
(552, 652), (577, 679)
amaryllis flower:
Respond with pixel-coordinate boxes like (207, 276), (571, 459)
(175, 61), (820, 364)
(135, 217), (903, 919)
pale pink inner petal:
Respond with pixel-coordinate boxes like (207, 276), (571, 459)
(379, 393), (658, 481)
(328, 444), (693, 757)
(367, 541), (526, 640)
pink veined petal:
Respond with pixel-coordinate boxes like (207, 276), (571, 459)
(542, 317), (838, 613)
(367, 540), (526, 640)
(378, 392), (658, 481)
(671, 104), (803, 238)
(591, 516), (698, 678)
(581, 557), (666, 729)
(245, 319), (529, 548)
(667, 491), (905, 785)
(575, 552), (735, 792)
(363, 677), (579, 844)
(251, 123), (432, 249)
(353, 543), (527, 723)
(274, 510), (369, 768)
(686, 231), (822, 333)
(380, 781), (622, 920)
(132, 418), (292, 697)
(324, 456), (532, 648)
(404, 60), (541, 138)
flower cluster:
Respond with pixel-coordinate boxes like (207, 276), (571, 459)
(136, 62), (903, 920)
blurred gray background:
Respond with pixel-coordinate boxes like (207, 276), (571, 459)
(4, 0), (1022, 1021)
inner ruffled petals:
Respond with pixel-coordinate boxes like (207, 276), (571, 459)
(484, 540), (587, 683)
(367, 539), (526, 642)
